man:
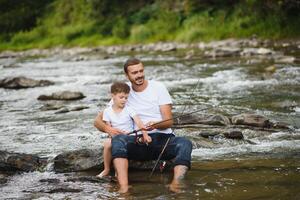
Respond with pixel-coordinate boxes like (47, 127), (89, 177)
(94, 58), (192, 193)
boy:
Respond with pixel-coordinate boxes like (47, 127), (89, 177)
(97, 81), (152, 178)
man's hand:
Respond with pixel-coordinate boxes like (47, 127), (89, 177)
(145, 121), (157, 131)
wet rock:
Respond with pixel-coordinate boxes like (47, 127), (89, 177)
(39, 178), (60, 184)
(70, 105), (89, 111)
(223, 130), (244, 140)
(271, 121), (290, 129)
(189, 136), (217, 148)
(54, 148), (103, 172)
(240, 48), (275, 56)
(199, 132), (220, 138)
(66, 176), (108, 183)
(35, 187), (82, 194)
(232, 113), (271, 128)
(264, 65), (277, 73)
(204, 47), (241, 58)
(2, 63), (21, 68)
(0, 173), (8, 185)
(175, 113), (230, 126)
(54, 108), (69, 114)
(54, 105), (89, 114)
(205, 115), (231, 126)
(40, 103), (65, 111)
(275, 56), (295, 63)
(0, 76), (54, 89)
(274, 100), (298, 110)
(38, 91), (85, 101)
(0, 151), (47, 172)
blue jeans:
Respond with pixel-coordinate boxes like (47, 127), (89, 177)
(111, 132), (192, 169)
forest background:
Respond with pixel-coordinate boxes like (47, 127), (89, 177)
(0, 0), (299, 50)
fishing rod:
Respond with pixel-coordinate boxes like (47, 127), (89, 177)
(146, 78), (205, 178)
(127, 106), (212, 135)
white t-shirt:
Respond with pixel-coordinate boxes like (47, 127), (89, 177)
(126, 80), (173, 134)
(103, 106), (136, 133)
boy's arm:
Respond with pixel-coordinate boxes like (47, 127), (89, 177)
(132, 115), (152, 144)
(94, 111), (126, 135)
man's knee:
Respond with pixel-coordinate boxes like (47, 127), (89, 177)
(176, 137), (192, 152)
(173, 137), (192, 169)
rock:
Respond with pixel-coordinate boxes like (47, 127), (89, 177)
(54, 108), (70, 114)
(0, 76), (54, 89)
(223, 130), (244, 140)
(0, 173), (8, 185)
(231, 113), (271, 128)
(54, 148), (103, 172)
(240, 48), (275, 56)
(257, 48), (274, 55)
(39, 178), (60, 184)
(199, 132), (220, 138)
(271, 121), (290, 129)
(175, 113), (230, 126)
(54, 105), (89, 114)
(70, 105), (89, 111)
(275, 56), (295, 63)
(37, 187), (82, 194)
(40, 103), (65, 111)
(0, 151), (47, 172)
(265, 65), (277, 73)
(205, 115), (231, 126)
(204, 47), (241, 58)
(38, 91), (85, 101)
(275, 100), (298, 110)
(66, 176), (109, 183)
(2, 64), (21, 68)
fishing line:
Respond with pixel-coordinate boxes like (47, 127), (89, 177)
(147, 74), (207, 178)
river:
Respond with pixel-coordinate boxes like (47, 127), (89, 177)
(0, 40), (300, 199)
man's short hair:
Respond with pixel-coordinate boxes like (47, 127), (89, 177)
(124, 58), (142, 74)
(111, 82), (130, 94)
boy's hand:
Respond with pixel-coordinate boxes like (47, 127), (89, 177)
(142, 133), (152, 145)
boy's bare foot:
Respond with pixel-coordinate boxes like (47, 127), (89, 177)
(96, 170), (110, 178)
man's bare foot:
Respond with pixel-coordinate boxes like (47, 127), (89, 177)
(96, 170), (110, 178)
(118, 185), (129, 193)
(168, 181), (185, 193)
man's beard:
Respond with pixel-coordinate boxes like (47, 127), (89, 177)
(135, 76), (144, 85)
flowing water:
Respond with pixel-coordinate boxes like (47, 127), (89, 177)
(0, 44), (300, 199)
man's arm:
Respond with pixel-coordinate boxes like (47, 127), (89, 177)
(94, 111), (125, 135)
(147, 104), (173, 130)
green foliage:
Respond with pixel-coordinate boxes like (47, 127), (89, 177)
(0, 0), (299, 50)
(0, 0), (52, 34)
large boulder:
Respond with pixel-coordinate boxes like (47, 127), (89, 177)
(175, 113), (231, 126)
(231, 113), (271, 128)
(0, 76), (54, 89)
(0, 151), (47, 172)
(54, 149), (103, 172)
(38, 91), (85, 101)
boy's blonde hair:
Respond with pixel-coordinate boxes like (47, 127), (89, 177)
(111, 82), (130, 94)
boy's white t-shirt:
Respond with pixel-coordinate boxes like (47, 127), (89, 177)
(126, 80), (173, 134)
(103, 106), (136, 133)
